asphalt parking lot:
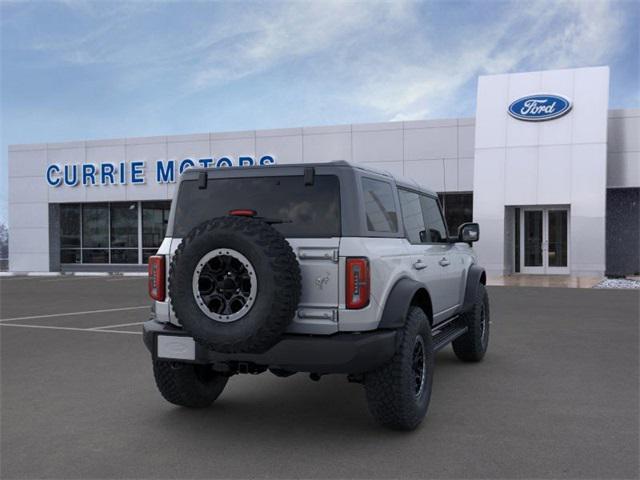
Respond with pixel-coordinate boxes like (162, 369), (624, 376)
(1, 277), (638, 479)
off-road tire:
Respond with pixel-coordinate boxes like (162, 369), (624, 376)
(364, 306), (434, 430)
(169, 216), (301, 354)
(153, 361), (228, 408)
(452, 283), (490, 362)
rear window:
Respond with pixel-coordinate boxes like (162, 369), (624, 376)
(173, 175), (341, 238)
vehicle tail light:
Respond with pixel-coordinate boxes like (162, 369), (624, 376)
(346, 257), (369, 309)
(229, 209), (257, 217)
(148, 255), (166, 301)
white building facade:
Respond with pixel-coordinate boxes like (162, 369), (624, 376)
(7, 66), (640, 276)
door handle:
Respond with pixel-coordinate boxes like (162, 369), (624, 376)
(439, 257), (450, 267)
(413, 259), (427, 270)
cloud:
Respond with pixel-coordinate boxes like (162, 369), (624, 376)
(351, 0), (626, 121)
(189, 1), (416, 91)
(3, 0), (631, 122)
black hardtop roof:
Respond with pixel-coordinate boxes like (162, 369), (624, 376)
(182, 160), (436, 196)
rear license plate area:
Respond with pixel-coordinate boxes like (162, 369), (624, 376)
(157, 335), (196, 361)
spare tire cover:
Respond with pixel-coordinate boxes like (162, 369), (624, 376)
(169, 216), (301, 353)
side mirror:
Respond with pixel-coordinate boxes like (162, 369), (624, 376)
(458, 222), (480, 243)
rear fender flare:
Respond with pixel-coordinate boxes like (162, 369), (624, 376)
(378, 277), (432, 329)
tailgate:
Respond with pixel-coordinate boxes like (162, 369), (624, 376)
(285, 238), (340, 334)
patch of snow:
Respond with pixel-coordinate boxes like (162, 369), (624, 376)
(593, 279), (640, 289)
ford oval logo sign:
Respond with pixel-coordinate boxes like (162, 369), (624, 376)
(508, 94), (572, 121)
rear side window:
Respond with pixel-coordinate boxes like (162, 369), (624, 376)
(173, 175), (340, 238)
(398, 189), (426, 243)
(420, 195), (448, 243)
(361, 178), (398, 233)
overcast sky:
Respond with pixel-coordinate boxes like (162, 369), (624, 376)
(1, 0), (638, 225)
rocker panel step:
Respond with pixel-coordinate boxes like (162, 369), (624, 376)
(433, 323), (468, 352)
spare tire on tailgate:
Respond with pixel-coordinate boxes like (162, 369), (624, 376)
(169, 216), (301, 353)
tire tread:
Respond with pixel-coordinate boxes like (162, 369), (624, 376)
(364, 306), (434, 430)
(153, 361), (228, 408)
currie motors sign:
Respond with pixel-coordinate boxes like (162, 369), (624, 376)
(508, 94), (572, 121)
(45, 155), (276, 187)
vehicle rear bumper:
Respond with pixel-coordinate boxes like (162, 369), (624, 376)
(143, 319), (397, 374)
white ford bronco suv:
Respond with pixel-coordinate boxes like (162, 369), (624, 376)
(143, 161), (489, 430)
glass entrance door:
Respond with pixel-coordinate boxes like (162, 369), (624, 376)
(522, 210), (545, 273)
(519, 208), (569, 274)
(547, 210), (569, 272)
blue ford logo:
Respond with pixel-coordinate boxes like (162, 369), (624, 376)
(508, 94), (572, 121)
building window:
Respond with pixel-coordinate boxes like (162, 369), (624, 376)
(82, 203), (109, 263)
(59, 200), (171, 265)
(437, 192), (473, 235)
(142, 201), (171, 263)
(60, 204), (81, 263)
(110, 203), (138, 264)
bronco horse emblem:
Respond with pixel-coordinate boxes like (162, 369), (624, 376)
(315, 273), (330, 290)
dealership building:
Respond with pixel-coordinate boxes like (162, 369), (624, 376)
(7, 66), (639, 277)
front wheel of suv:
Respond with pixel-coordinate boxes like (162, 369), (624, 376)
(452, 283), (490, 362)
(364, 306), (434, 430)
(153, 361), (229, 408)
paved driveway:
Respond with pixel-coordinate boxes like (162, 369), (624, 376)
(1, 277), (638, 479)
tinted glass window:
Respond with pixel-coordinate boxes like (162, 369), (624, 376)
(110, 203), (138, 248)
(142, 201), (170, 249)
(438, 192), (473, 235)
(111, 249), (139, 264)
(83, 249), (109, 263)
(60, 249), (81, 264)
(60, 204), (80, 248)
(173, 175), (340, 238)
(420, 195), (448, 243)
(362, 178), (397, 233)
(82, 204), (109, 248)
(399, 189), (426, 244)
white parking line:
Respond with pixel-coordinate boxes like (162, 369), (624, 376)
(0, 276), (42, 282)
(89, 321), (146, 330)
(0, 323), (142, 335)
(41, 276), (120, 283)
(0, 306), (149, 323)
(105, 277), (147, 282)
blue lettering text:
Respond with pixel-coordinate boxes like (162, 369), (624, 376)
(239, 156), (254, 166)
(101, 163), (116, 185)
(179, 158), (195, 174)
(130, 161), (145, 184)
(82, 164), (97, 186)
(46, 164), (61, 187)
(64, 164), (78, 186)
(216, 157), (233, 168)
(156, 160), (175, 183)
(259, 155), (275, 166)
